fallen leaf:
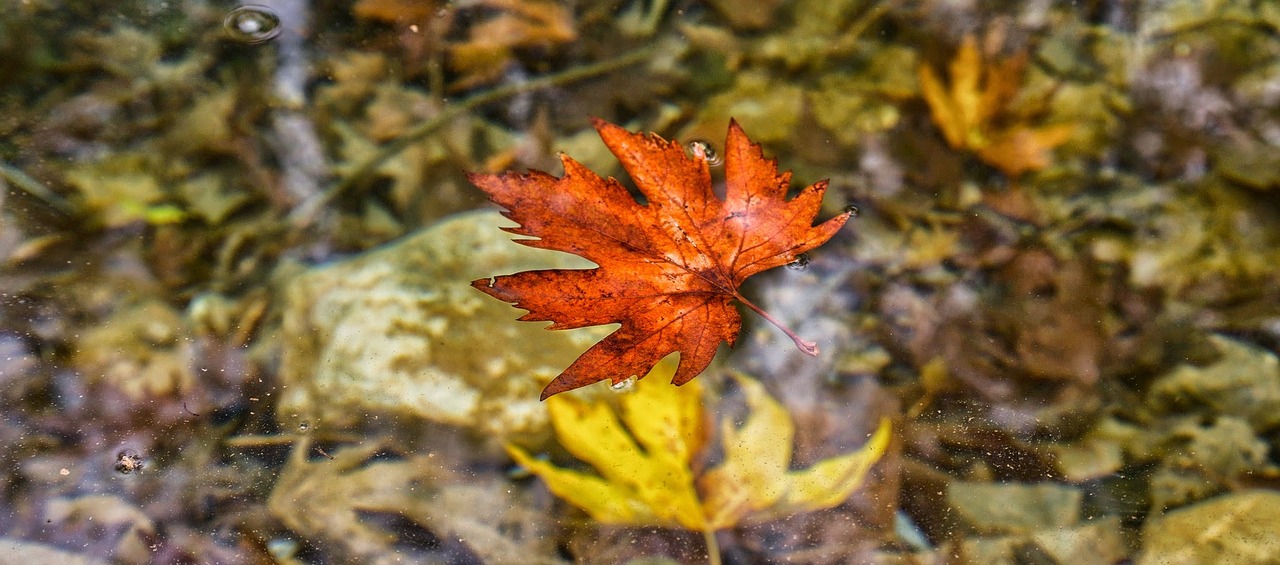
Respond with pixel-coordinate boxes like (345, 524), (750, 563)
(45, 495), (156, 563)
(918, 35), (1074, 176)
(269, 439), (567, 564)
(471, 118), (852, 398)
(351, 0), (445, 69)
(72, 299), (195, 399)
(1140, 490), (1280, 564)
(505, 360), (892, 532)
(353, 0), (437, 25)
(63, 153), (165, 228)
(448, 0), (577, 89)
(699, 371), (892, 527)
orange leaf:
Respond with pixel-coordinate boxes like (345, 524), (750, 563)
(447, 0), (576, 88)
(977, 124), (1077, 178)
(352, 0), (436, 24)
(470, 119), (851, 399)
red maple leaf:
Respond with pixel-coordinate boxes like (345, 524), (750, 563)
(470, 118), (852, 399)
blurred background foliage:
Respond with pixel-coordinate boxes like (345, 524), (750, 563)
(3, 0), (1280, 563)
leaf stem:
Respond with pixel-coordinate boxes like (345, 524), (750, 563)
(703, 528), (722, 565)
(734, 292), (820, 356)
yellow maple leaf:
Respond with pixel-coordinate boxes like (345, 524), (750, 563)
(918, 35), (1074, 176)
(506, 359), (891, 556)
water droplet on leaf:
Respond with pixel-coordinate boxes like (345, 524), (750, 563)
(786, 253), (810, 271)
(843, 204), (860, 217)
(685, 140), (723, 167)
(224, 5), (281, 45)
(610, 376), (636, 392)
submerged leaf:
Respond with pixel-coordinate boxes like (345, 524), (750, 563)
(507, 360), (892, 532)
(508, 361), (707, 528)
(448, 0), (577, 88)
(64, 153), (165, 228)
(918, 35), (1074, 176)
(698, 371), (794, 527)
(700, 371), (892, 527)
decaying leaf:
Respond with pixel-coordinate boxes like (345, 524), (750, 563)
(918, 35), (1074, 176)
(448, 0), (577, 88)
(269, 439), (565, 564)
(471, 118), (852, 398)
(44, 495), (156, 563)
(506, 360), (892, 532)
(352, 0), (438, 25)
(352, 0), (444, 69)
(351, 0), (575, 88)
(72, 299), (195, 399)
(63, 153), (165, 228)
(1140, 490), (1280, 565)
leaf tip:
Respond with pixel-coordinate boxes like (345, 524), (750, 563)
(726, 117), (748, 147)
(588, 115), (617, 135)
(464, 170), (494, 186)
(865, 417), (894, 459)
(540, 378), (572, 401)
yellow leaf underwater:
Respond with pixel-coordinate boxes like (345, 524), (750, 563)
(505, 360), (892, 534)
(918, 35), (1074, 176)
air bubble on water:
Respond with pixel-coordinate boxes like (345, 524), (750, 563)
(786, 253), (810, 271)
(610, 377), (636, 393)
(297, 421), (310, 432)
(685, 140), (723, 167)
(843, 204), (861, 217)
(223, 5), (282, 45)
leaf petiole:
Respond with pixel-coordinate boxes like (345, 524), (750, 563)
(734, 292), (820, 356)
(703, 528), (722, 565)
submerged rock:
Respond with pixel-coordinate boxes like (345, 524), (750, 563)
(276, 210), (604, 439)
